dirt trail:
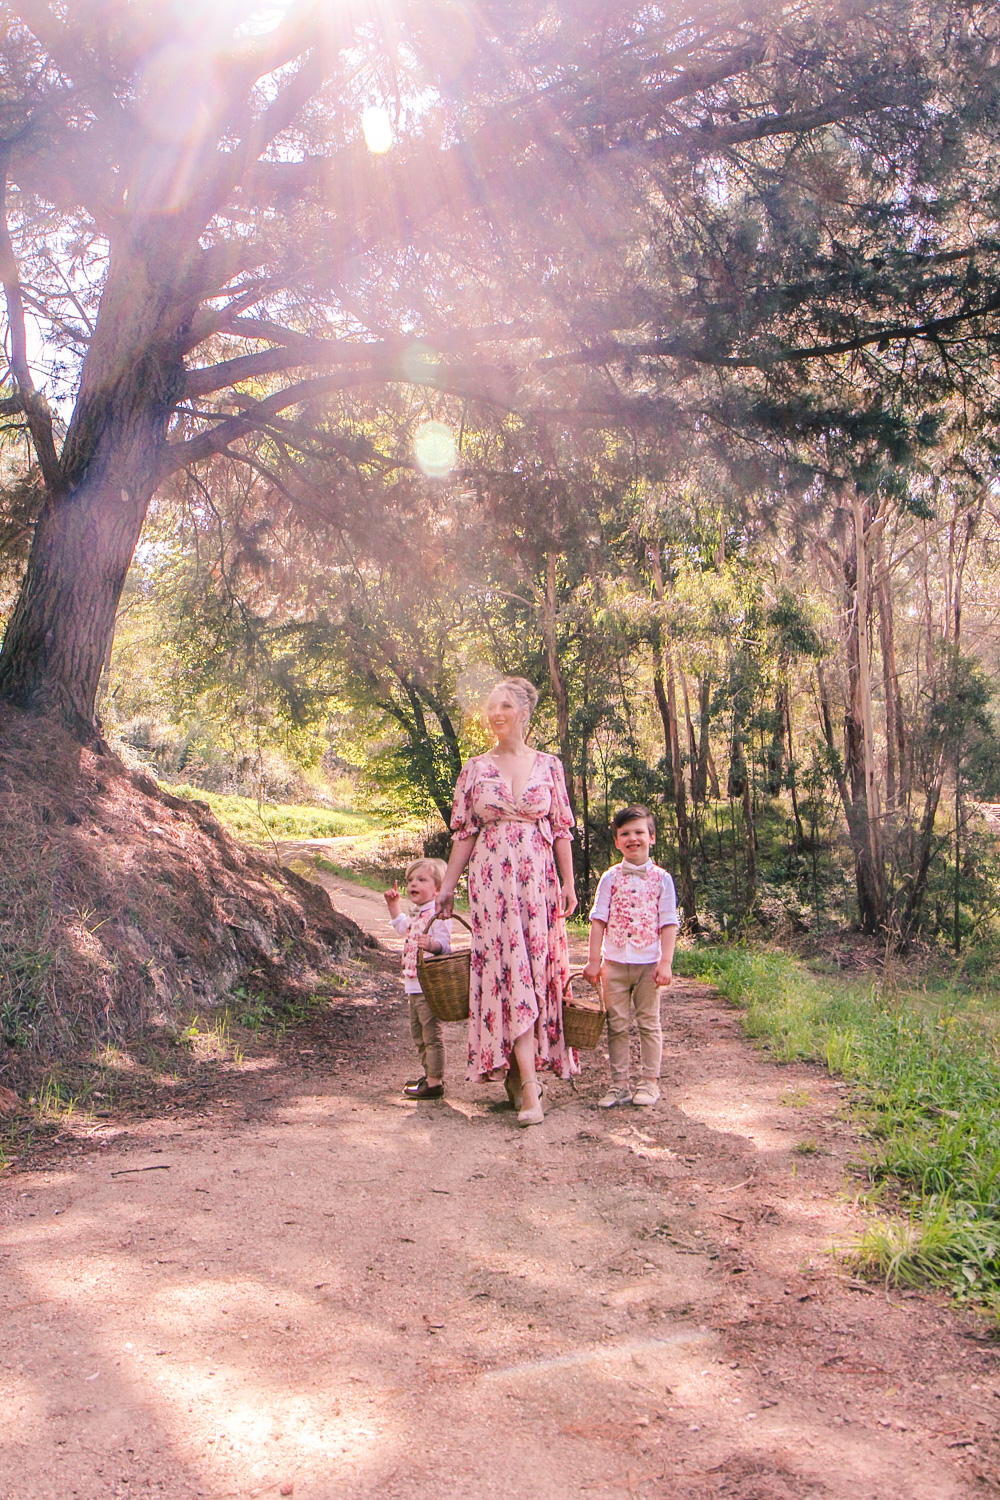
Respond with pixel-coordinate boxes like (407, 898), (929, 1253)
(3, 885), (998, 1500)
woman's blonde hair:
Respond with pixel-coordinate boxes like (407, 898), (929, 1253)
(489, 675), (539, 724)
(405, 857), (447, 888)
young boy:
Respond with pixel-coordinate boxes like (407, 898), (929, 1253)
(384, 858), (452, 1100)
(583, 805), (680, 1107)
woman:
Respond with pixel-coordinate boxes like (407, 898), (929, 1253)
(436, 676), (578, 1126)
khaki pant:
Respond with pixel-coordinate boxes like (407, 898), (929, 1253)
(409, 990), (445, 1080)
(603, 961), (662, 1086)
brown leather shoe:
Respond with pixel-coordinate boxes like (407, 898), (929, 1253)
(404, 1079), (444, 1100)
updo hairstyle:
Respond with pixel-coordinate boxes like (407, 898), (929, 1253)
(492, 676), (539, 726)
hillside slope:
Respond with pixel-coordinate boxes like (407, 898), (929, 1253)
(0, 705), (367, 1080)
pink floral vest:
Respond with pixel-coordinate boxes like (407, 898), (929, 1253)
(605, 865), (664, 951)
(403, 909), (431, 981)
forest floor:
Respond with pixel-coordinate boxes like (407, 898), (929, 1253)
(3, 877), (1000, 1500)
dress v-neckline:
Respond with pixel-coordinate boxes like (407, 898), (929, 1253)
(489, 750), (541, 805)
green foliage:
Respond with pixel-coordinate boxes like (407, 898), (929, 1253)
(677, 946), (1000, 1316)
(168, 786), (380, 844)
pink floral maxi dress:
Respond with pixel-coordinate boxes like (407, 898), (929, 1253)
(450, 752), (579, 1082)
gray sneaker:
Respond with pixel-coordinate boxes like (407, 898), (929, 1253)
(598, 1086), (633, 1108)
(632, 1082), (661, 1106)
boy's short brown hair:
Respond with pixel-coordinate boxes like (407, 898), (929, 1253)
(405, 857), (447, 887)
(611, 804), (656, 836)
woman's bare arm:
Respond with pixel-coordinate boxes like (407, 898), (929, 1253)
(554, 837), (578, 917)
(436, 835), (477, 917)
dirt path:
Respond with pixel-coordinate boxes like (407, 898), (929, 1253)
(3, 885), (998, 1500)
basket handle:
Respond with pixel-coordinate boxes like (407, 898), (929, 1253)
(422, 910), (473, 935)
(567, 967), (606, 1011)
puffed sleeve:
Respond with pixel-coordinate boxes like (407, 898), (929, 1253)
(549, 755), (575, 841)
(449, 758), (480, 839)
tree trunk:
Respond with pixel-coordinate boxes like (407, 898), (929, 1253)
(695, 675), (712, 802)
(653, 666), (674, 783)
(542, 553), (575, 812)
(679, 666), (699, 804)
(875, 529), (906, 810)
(766, 685), (786, 795)
(648, 544), (696, 924)
(901, 771), (946, 936)
(664, 643), (697, 924)
(742, 769), (757, 910)
(842, 495), (888, 932)
(818, 656), (884, 936)
(706, 745), (721, 802)
(785, 685), (805, 850)
(0, 242), (189, 736)
(581, 730), (591, 904)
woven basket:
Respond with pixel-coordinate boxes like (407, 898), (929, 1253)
(562, 969), (607, 1051)
(418, 912), (473, 1022)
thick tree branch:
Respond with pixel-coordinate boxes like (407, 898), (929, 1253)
(183, 318), (535, 398)
(542, 292), (1000, 374)
(0, 153), (60, 489)
(161, 370), (391, 478)
(197, 47), (328, 230)
(184, 340), (392, 398)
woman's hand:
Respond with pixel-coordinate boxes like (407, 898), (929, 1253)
(436, 887), (456, 919)
(559, 883), (578, 918)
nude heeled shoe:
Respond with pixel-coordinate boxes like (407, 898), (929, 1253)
(518, 1078), (545, 1126)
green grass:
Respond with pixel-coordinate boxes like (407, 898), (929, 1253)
(676, 945), (1000, 1318)
(169, 785), (381, 843)
(312, 856), (389, 894)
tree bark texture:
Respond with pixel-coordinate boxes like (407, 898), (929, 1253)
(875, 529), (906, 810)
(663, 642), (697, 923)
(766, 685), (786, 795)
(653, 666), (674, 783)
(679, 666), (699, 804)
(0, 238), (190, 735)
(841, 499), (888, 934)
(695, 675), (712, 803)
(785, 686), (805, 850)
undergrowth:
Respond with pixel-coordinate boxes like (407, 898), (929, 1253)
(169, 785), (380, 843)
(676, 945), (1000, 1321)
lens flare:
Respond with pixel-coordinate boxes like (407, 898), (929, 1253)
(413, 420), (457, 478)
(401, 342), (442, 385)
(362, 106), (393, 154)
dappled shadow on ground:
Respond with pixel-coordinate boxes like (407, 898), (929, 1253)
(2, 967), (998, 1500)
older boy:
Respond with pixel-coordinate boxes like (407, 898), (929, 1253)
(583, 805), (680, 1107)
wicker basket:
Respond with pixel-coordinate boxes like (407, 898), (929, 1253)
(418, 912), (473, 1022)
(562, 969), (607, 1051)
